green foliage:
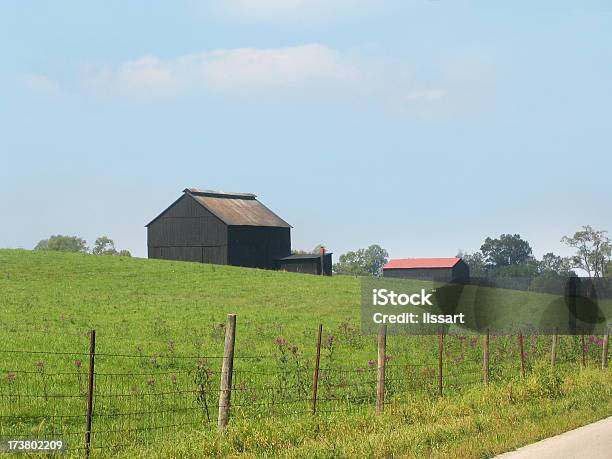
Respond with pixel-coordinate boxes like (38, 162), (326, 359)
(34, 235), (88, 253)
(91, 236), (131, 256)
(291, 244), (325, 255)
(117, 369), (611, 459)
(92, 236), (117, 255)
(457, 250), (488, 277)
(538, 252), (572, 275)
(480, 234), (533, 268)
(333, 244), (388, 276)
(518, 363), (564, 399)
(493, 260), (539, 278)
(562, 225), (611, 278)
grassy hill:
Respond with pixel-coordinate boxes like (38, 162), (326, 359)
(0, 249), (609, 458)
(0, 249), (359, 352)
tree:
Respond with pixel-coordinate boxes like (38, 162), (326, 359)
(92, 236), (117, 255)
(34, 235), (88, 253)
(117, 249), (132, 257)
(291, 244), (326, 255)
(312, 244), (326, 254)
(333, 244), (388, 276)
(561, 225), (611, 278)
(480, 234), (533, 268)
(456, 250), (488, 277)
(538, 252), (573, 275)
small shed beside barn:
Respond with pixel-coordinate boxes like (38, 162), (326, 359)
(383, 258), (470, 282)
(278, 253), (333, 276)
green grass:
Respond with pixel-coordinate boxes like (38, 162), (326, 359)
(0, 249), (609, 458)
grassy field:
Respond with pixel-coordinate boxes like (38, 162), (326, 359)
(0, 249), (609, 458)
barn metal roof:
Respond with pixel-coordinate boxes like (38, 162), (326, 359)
(185, 189), (291, 228)
(383, 258), (461, 269)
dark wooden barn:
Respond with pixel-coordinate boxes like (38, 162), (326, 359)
(146, 188), (291, 269)
(383, 258), (470, 282)
(278, 253), (333, 276)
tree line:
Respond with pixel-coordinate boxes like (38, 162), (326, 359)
(331, 225), (612, 279)
(34, 235), (131, 257)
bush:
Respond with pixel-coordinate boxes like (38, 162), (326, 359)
(34, 235), (88, 253)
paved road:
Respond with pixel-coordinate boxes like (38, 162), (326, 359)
(495, 416), (612, 459)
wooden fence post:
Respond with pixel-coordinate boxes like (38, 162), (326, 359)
(218, 314), (236, 431)
(551, 332), (558, 367)
(483, 330), (490, 385)
(518, 333), (525, 378)
(602, 332), (609, 370)
(311, 324), (323, 415)
(581, 335), (586, 368)
(84, 329), (96, 458)
(376, 325), (387, 415)
(438, 334), (443, 397)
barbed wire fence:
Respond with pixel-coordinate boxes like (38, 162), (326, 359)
(0, 314), (609, 457)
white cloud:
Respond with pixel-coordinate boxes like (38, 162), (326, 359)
(82, 45), (449, 106)
(205, 0), (376, 23)
(85, 55), (179, 98)
(22, 74), (61, 97)
(33, 44), (493, 118)
(82, 45), (360, 99)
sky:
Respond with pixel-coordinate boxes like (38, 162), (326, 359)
(1, 1), (611, 260)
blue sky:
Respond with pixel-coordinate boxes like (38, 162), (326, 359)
(1, 1), (611, 259)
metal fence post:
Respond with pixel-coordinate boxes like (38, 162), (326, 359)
(84, 330), (96, 458)
(218, 314), (236, 431)
(376, 325), (387, 415)
(311, 324), (323, 415)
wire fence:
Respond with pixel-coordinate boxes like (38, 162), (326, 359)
(0, 318), (609, 457)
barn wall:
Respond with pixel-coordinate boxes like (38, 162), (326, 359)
(147, 195), (228, 264)
(227, 226), (291, 269)
(383, 267), (453, 282)
(452, 261), (470, 282)
(279, 254), (333, 275)
(280, 261), (319, 275)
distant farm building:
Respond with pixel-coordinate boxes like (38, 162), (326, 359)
(383, 258), (470, 282)
(146, 189), (291, 269)
(278, 252), (333, 276)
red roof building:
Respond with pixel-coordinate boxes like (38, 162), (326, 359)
(383, 257), (469, 282)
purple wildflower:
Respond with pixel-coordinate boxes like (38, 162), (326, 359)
(323, 335), (336, 349)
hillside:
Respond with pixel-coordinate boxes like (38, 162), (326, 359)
(0, 250), (610, 458)
(0, 249), (360, 356)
